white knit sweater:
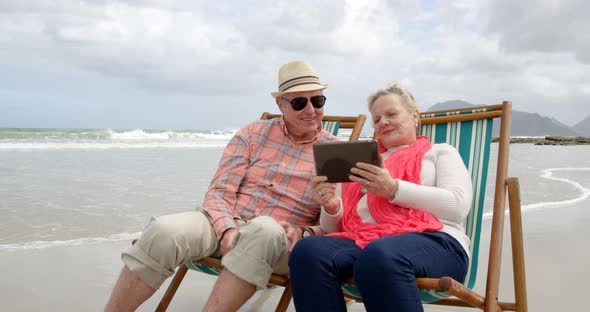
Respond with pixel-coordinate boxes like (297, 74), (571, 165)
(320, 143), (473, 255)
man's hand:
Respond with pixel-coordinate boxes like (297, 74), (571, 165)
(219, 228), (239, 256)
(278, 221), (302, 252)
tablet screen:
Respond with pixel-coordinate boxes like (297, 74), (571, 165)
(313, 140), (380, 182)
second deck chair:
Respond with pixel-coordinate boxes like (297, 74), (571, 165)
(340, 102), (527, 311)
(153, 112), (367, 312)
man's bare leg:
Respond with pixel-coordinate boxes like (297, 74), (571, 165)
(104, 265), (156, 312)
(203, 269), (256, 312)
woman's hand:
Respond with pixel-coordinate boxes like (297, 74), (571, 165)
(349, 154), (398, 200)
(310, 176), (339, 214)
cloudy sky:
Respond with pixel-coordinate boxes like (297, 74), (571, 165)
(1, 0), (588, 130)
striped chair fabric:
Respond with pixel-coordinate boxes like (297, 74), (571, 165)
(321, 120), (341, 136)
(341, 106), (495, 302)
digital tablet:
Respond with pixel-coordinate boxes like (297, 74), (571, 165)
(313, 140), (380, 182)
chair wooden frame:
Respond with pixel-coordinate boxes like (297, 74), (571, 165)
(419, 102), (527, 311)
(153, 112), (366, 312)
(343, 101), (527, 311)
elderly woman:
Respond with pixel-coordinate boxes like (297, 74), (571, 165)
(288, 84), (473, 312)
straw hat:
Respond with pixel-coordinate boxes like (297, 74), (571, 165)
(271, 60), (328, 98)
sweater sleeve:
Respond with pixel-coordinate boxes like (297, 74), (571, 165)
(391, 144), (472, 224)
(319, 197), (343, 233)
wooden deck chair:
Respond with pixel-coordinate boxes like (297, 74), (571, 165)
(341, 101), (528, 311)
(153, 112), (367, 312)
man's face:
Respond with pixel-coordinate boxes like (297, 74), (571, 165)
(277, 89), (325, 141)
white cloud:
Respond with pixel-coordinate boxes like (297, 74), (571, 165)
(485, 0), (590, 63)
(0, 0), (589, 128)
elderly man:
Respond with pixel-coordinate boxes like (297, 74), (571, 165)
(105, 60), (337, 311)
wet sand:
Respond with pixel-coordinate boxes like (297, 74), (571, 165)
(1, 199), (588, 312)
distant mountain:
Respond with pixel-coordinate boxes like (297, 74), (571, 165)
(426, 101), (583, 137)
(427, 100), (474, 112)
(551, 117), (572, 130)
(505, 111), (580, 136)
(573, 116), (590, 137)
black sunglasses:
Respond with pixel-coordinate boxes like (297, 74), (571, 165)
(281, 95), (327, 111)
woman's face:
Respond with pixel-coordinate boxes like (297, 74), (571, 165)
(371, 94), (419, 149)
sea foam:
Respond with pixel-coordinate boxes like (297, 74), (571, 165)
(0, 128), (235, 149)
(483, 167), (590, 219)
(0, 232), (141, 252)
(0, 142), (229, 149)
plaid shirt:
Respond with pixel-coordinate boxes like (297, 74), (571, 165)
(201, 117), (338, 239)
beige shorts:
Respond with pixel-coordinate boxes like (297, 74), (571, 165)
(122, 211), (290, 289)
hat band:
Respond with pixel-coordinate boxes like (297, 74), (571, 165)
(279, 75), (322, 92)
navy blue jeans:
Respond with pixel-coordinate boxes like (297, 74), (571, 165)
(289, 232), (468, 312)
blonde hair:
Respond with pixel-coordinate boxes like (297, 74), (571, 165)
(367, 83), (421, 134)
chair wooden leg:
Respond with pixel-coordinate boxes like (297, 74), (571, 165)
(437, 277), (485, 309)
(155, 265), (189, 312)
(507, 177), (528, 312)
(274, 281), (292, 312)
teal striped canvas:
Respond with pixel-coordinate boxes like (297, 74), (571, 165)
(322, 120), (341, 136)
(184, 261), (222, 275)
(182, 120), (342, 277)
(342, 107), (495, 303)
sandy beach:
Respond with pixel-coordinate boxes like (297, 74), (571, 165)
(1, 198), (588, 311)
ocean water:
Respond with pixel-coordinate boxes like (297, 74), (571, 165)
(1, 128), (589, 252)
